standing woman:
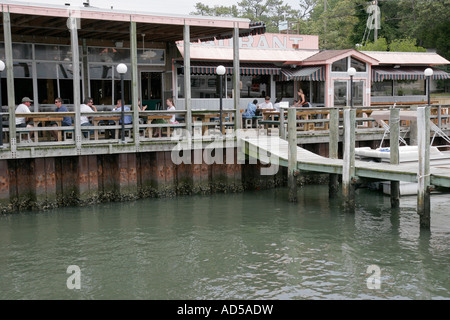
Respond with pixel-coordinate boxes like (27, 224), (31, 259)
(166, 98), (178, 124)
(296, 88), (306, 107)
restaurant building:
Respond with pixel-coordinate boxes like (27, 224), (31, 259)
(1, 1), (449, 116)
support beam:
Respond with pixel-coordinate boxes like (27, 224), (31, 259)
(184, 23), (192, 135)
(390, 107), (400, 207)
(69, 15), (81, 150)
(233, 24), (241, 131)
(130, 20), (140, 146)
(417, 106), (431, 229)
(3, 8), (16, 147)
(288, 107), (297, 202)
(342, 106), (355, 212)
(329, 107), (339, 197)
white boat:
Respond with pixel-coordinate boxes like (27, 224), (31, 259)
(355, 109), (450, 196)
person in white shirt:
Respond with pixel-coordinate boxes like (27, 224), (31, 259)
(80, 97), (96, 137)
(257, 96), (274, 110)
(15, 97), (34, 139)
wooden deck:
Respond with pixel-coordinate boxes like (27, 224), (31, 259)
(241, 135), (450, 188)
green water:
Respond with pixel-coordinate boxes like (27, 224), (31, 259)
(0, 185), (449, 300)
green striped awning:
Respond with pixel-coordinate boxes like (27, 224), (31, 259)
(278, 66), (325, 81)
(187, 62), (281, 76)
(372, 67), (450, 82)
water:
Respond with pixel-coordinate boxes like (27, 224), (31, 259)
(0, 185), (449, 300)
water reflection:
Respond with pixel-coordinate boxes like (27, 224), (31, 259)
(0, 186), (449, 299)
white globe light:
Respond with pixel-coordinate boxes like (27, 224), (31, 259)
(424, 68), (433, 77)
(116, 63), (128, 74)
(0, 60), (5, 72)
(347, 67), (356, 77)
(216, 65), (226, 76)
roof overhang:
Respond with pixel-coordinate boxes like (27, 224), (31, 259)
(362, 51), (450, 66)
(298, 49), (379, 66)
(0, 1), (251, 43)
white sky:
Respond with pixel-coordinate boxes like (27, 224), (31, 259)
(20, 0), (303, 16)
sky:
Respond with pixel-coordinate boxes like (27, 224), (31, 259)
(20, 0), (303, 16)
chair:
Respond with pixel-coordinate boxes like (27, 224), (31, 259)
(17, 131), (31, 143)
(243, 117), (252, 129)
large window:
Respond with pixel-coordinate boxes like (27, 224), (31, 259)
(275, 81), (294, 99)
(332, 58), (348, 72)
(371, 79), (425, 97)
(394, 80), (425, 96)
(371, 80), (393, 96)
(351, 57), (366, 72)
(177, 72), (271, 99)
(311, 81), (325, 104)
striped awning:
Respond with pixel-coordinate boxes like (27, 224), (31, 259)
(277, 66), (325, 81)
(184, 61), (281, 76)
(372, 67), (450, 82)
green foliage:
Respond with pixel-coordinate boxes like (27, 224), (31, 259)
(190, 0), (450, 59)
(389, 38), (427, 52)
(357, 37), (388, 51)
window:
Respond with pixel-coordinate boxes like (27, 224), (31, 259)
(371, 80), (393, 96)
(311, 81), (325, 104)
(276, 81), (294, 98)
(351, 57), (366, 72)
(332, 58), (348, 72)
(241, 75), (271, 98)
(394, 80), (425, 96)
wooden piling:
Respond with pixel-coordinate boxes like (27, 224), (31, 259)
(328, 108), (339, 198)
(417, 107), (431, 229)
(389, 108), (400, 208)
(288, 107), (297, 202)
(342, 107), (355, 212)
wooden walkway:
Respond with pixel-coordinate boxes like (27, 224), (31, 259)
(241, 135), (450, 188)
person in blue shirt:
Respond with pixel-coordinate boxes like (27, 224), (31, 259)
(51, 97), (72, 140)
(243, 99), (258, 119)
(114, 99), (132, 124)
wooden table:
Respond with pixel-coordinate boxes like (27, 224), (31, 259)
(145, 114), (173, 137)
(192, 112), (232, 134)
(18, 114), (64, 142)
(92, 116), (121, 140)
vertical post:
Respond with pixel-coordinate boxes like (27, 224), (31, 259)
(279, 107), (285, 139)
(130, 21), (139, 145)
(417, 106), (431, 230)
(390, 107), (400, 207)
(329, 107), (339, 197)
(288, 107), (297, 202)
(68, 15), (81, 149)
(342, 106), (355, 212)
(3, 9), (16, 146)
(183, 23), (192, 135)
(233, 24), (241, 131)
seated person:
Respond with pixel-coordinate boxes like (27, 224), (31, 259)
(80, 97), (96, 138)
(51, 97), (72, 140)
(15, 97), (34, 140)
(257, 96), (274, 110)
(113, 99), (132, 124)
(243, 99), (258, 119)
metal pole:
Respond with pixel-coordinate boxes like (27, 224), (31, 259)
(219, 74), (223, 133)
(427, 76), (431, 106)
(121, 73), (125, 142)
